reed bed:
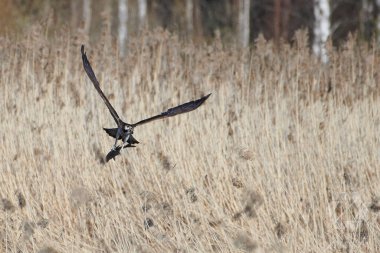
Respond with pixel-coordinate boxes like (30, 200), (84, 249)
(1, 26), (380, 252)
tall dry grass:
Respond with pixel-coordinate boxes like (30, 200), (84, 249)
(1, 25), (380, 252)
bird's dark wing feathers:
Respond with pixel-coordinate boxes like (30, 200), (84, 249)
(81, 45), (121, 125)
(132, 93), (211, 127)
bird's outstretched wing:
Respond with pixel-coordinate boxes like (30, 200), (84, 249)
(81, 45), (121, 126)
(132, 93), (211, 127)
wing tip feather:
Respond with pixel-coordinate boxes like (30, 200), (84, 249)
(199, 93), (211, 104)
(81, 44), (85, 55)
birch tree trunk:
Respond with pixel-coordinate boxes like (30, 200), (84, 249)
(83, 0), (92, 35)
(238, 0), (250, 47)
(274, 0), (281, 44)
(313, 0), (330, 63)
(138, 0), (147, 30)
(71, 0), (79, 29)
(193, 0), (203, 40)
(118, 0), (128, 57)
(186, 0), (193, 38)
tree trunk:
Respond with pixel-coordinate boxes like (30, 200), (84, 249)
(313, 0), (330, 63)
(193, 0), (203, 41)
(361, 0), (374, 40)
(138, 0), (147, 30)
(274, 0), (281, 45)
(186, 0), (193, 38)
(118, 0), (128, 57)
(71, 0), (79, 29)
(83, 0), (92, 35)
(238, 0), (250, 47)
(282, 0), (291, 40)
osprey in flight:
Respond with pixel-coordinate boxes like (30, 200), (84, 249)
(81, 45), (211, 162)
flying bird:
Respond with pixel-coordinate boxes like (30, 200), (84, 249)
(81, 45), (211, 162)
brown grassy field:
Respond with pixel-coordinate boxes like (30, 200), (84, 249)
(1, 26), (380, 252)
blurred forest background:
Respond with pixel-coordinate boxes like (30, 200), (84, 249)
(2, 2), (380, 252)
(2, 0), (380, 52)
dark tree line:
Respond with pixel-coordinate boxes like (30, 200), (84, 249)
(2, 0), (380, 48)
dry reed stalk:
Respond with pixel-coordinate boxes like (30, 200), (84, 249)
(0, 28), (379, 252)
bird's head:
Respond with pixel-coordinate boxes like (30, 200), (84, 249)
(124, 124), (134, 134)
